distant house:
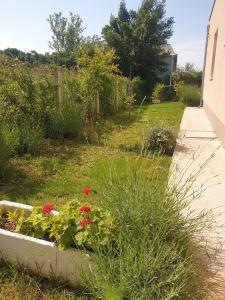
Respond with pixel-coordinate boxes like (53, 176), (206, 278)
(159, 44), (177, 84)
(202, 0), (225, 146)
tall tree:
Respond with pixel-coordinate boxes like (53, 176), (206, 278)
(48, 12), (84, 53)
(65, 13), (84, 52)
(48, 12), (67, 52)
(102, 0), (174, 87)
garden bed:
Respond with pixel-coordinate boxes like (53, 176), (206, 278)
(0, 200), (94, 287)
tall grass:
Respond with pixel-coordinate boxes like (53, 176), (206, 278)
(0, 122), (20, 178)
(176, 84), (200, 107)
(45, 103), (83, 139)
(87, 156), (210, 300)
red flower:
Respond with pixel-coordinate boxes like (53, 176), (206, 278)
(79, 206), (91, 214)
(82, 187), (91, 195)
(42, 203), (54, 215)
(79, 218), (93, 228)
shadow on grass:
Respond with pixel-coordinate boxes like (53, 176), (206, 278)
(0, 260), (91, 300)
(0, 140), (85, 204)
(0, 165), (45, 204)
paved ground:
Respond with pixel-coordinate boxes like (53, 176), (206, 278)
(170, 107), (225, 299)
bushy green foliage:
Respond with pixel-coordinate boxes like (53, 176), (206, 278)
(175, 82), (200, 107)
(152, 83), (176, 103)
(146, 124), (176, 155)
(17, 119), (44, 155)
(7, 199), (115, 251)
(47, 12), (84, 53)
(173, 70), (202, 86)
(102, 0), (174, 87)
(152, 82), (165, 102)
(0, 47), (143, 180)
(45, 103), (82, 139)
(132, 77), (146, 103)
(0, 122), (20, 177)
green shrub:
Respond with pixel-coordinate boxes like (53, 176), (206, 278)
(175, 83), (200, 107)
(163, 86), (177, 101)
(17, 119), (44, 155)
(173, 71), (202, 86)
(152, 83), (165, 102)
(132, 76), (146, 103)
(0, 52), (146, 148)
(45, 103), (83, 139)
(146, 124), (176, 156)
(0, 122), (20, 177)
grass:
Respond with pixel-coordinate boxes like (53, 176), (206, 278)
(0, 102), (184, 208)
(88, 158), (208, 300)
(0, 101), (202, 300)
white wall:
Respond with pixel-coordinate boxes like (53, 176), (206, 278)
(203, 0), (225, 146)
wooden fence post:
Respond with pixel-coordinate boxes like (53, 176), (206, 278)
(96, 91), (100, 116)
(116, 80), (119, 113)
(56, 66), (62, 113)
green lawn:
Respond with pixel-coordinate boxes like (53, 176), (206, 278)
(0, 102), (185, 299)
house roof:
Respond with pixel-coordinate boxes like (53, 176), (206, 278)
(209, 0), (216, 21)
(162, 44), (176, 56)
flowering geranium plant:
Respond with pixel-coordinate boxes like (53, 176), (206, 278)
(42, 203), (54, 215)
(49, 199), (115, 250)
(13, 189), (115, 251)
(79, 206), (91, 214)
(82, 187), (91, 195)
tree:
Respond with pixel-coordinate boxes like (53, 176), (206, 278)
(48, 12), (84, 53)
(184, 62), (196, 72)
(102, 0), (174, 91)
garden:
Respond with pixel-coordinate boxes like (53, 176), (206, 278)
(0, 99), (212, 300)
(0, 1), (210, 299)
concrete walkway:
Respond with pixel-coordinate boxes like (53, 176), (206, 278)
(170, 107), (225, 299)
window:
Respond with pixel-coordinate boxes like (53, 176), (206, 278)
(210, 29), (218, 80)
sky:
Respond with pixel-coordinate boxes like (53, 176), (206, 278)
(0, 0), (214, 69)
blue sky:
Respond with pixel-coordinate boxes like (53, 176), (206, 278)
(0, 0), (214, 69)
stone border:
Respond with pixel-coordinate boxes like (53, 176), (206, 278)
(0, 200), (94, 286)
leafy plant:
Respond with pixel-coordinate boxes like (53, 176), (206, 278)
(46, 103), (82, 139)
(152, 82), (165, 102)
(102, 0), (174, 87)
(146, 124), (176, 156)
(12, 194), (115, 251)
(0, 121), (20, 177)
(49, 199), (115, 250)
(175, 82), (200, 107)
(18, 207), (53, 239)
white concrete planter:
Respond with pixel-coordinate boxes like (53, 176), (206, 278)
(0, 200), (94, 286)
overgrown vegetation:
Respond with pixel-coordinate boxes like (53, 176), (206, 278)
(87, 158), (209, 300)
(173, 62), (202, 87)
(0, 48), (138, 178)
(0, 0), (208, 298)
(175, 82), (200, 107)
(0, 103), (212, 299)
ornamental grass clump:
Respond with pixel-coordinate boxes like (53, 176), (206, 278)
(87, 157), (211, 300)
